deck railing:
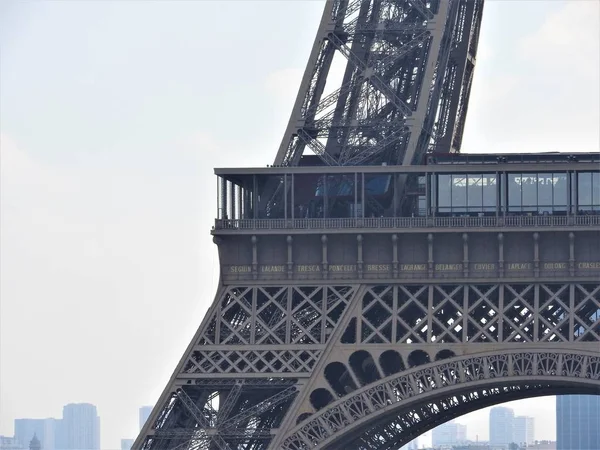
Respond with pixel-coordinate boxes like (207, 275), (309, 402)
(214, 215), (600, 231)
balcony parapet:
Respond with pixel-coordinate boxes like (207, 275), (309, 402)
(213, 214), (600, 234)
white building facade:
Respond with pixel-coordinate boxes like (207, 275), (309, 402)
(514, 416), (535, 446)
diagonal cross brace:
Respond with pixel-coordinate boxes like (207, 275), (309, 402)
(216, 381), (244, 422)
(408, 0), (434, 20)
(220, 386), (297, 431)
(177, 389), (231, 450)
(297, 129), (340, 166)
(327, 33), (413, 117)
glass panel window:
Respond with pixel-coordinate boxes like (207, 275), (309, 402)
(418, 197), (426, 216)
(364, 173), (393, 217)
(452, 174), (467, 212)
(483, 174), (497, 207)
(553, 172), (568, 211)
(593, 172), (600, 208)
(537, 173), (553, 211)
(467, 175), (483, 210)
(324, 174), (356, 218)
(521, 174), (537, 209)
(294, 174), (321, 218)
(508, 173), (522, 210)
(437, 175), (452, 209)
(578, 172), (592, 207)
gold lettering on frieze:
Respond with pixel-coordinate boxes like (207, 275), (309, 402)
(435, 263), (463, 271)
(507, 263), (532, 270)
(366, 264), (391, 272)
(400, 264), (427, 271)
(296, 265), (321, 273)
(543, 262), (567, 270)
(260, 265), (286, 273)
(473, 263), (496, 271)
(578, 262), (600, 269)
(329, 264), (357, 272)
(229, 265), (252, 273)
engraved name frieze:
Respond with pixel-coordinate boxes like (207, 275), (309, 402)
(296, 264), (321, 272)
(507, 263), (532, 270)
(366, 264), (391, 272)
(261, 265), (286, 273)
(329, 264), (357, 272)
(399, 264), (427, 271)
(226, 261), (600, 276)
(230, 265), (252, 273)
(578, 262), (600, 269)
(542, 262), (567, 270)
(435, 263), (463, 271)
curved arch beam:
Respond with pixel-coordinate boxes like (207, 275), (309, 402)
(328, 381), (594, 450)
(281, 348), (600, 449)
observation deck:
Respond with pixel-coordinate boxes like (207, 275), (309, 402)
(211, 153), (600, 284)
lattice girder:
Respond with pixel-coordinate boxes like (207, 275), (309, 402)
(136, 284), (359, 450)
(274, 0), (484, 167)
(277, 349), (600, 450)
(136, 278), (599, 450)
(132, 1), (600, 446)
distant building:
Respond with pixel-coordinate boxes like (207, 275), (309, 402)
(489, 406), (514, 449)
(14, 419), (56, 450)
(121, 438), (134, 450)
(528, 441), (556, 450)
(556, 395), (600, 450)
(432, 420), (467, 447)
(513, 416), (534, 446)
(60, 403), (100, 450)
(139, 406), (153, 431)
(399, 436), (419, 450)
(452, 446), (490, 450)
(28, 435), (40, 450)
(0, 436), (25, 450)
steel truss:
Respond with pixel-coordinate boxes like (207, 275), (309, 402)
(135, 282), (600, 450)
(133, 1), (599, 449)
(280, 349), (600, 449)
(274, 0), (484, 167)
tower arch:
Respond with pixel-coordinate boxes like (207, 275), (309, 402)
(282, 348), (600, 450)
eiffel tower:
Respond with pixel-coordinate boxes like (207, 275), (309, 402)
(134, 1), (600, 449)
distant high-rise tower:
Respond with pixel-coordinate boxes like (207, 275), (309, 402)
(513, 416), (535, 447)
(433, 420), (467, 447)
(557, 395), (600, 450)
(14, 420), (43, 449)
(14, 419), (56, 450)
(138, 406), (153, 432)
(60, 404), (100, 450)
(490, 406), (515, 449)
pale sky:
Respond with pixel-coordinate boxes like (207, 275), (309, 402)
(0, 1), (598, 449)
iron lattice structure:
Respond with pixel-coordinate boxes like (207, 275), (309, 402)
(136, 281), (600, 450)
(134, 1), (600, 450)
(275, 0), (483, 167)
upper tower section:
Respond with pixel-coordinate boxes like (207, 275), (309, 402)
(275, 0), (484, 167)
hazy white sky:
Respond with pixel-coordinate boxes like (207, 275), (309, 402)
(0, 1), (598, 448)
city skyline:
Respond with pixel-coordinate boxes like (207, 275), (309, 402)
(4, 405), (158, 450)
(432, 420), (467, 447)
(1, 1), (598, 448)
(7, 404), (99, 450)
(5, 398), (557, 449)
